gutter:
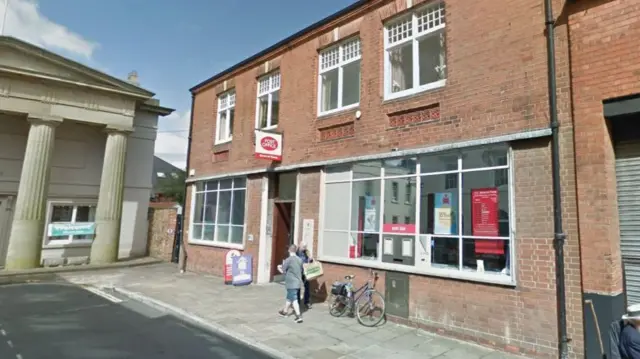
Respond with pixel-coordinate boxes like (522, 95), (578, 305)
(177, 94), (195, 272)
(543, 0), (569, 357)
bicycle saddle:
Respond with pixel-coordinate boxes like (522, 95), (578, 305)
(344, 274), (356, 280)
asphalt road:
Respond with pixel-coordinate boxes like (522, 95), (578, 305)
(0, 282), (274, 359)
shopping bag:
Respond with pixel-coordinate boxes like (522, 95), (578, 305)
(303, 261), (323, 280)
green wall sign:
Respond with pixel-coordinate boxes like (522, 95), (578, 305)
(48, 223), (96, 237)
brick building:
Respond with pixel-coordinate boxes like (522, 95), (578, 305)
(182, 0), (640, 357)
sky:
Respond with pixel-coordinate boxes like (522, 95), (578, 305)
(0, 0), (357, 169)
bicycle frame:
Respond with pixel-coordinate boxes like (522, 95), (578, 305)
(345, 273), (376, 305)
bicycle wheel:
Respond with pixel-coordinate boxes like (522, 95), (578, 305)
(329, 294), (350, 317)
(355, 290), (385, 327)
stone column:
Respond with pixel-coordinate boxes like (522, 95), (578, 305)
(90, 128), (130, 264)
(5, 116), (61, 270)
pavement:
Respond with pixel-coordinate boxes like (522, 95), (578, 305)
(54, 263), (528, 359)
(0, 282), (273, 359)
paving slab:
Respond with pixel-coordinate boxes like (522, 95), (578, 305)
(57, 263), (530, 359)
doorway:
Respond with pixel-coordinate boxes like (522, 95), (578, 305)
(270, 172), (297, 282)
(0, 196), (14, 268)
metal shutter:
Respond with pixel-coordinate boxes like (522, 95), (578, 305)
(616, 141), (640, 305)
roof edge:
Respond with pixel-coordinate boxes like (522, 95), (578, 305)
(189, 0), (371, 94)
(0, 35), (156, 98)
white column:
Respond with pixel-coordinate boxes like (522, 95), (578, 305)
(5, 116), (61, 270)
(90, 128), (130, 264)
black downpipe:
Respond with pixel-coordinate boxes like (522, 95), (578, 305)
(544, 0), (569, 358)
(178, 94), (196, 272)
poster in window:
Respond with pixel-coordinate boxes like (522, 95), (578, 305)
(471, 188), (503, 255)
(434, 192), (457, 235)
(471, 188), (499, 236)
(363, 195), (377, 232)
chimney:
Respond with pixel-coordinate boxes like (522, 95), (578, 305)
(127, 71), (139, 86)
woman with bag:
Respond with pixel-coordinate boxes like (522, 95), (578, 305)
(297, 243), (312, 309)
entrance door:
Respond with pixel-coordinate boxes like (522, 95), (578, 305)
(0, 196), (14, 268)
(271, 201), (294, 281)
(616, 140), (640, 305)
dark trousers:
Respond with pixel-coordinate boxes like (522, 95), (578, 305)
(297, 279), (311, 305)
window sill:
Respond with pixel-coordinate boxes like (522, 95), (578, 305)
(257, 125), (278, 131)
(318, 104), (359, 119)
(317, 255), (515, 287)
(383, 79), (447, 103)
(43, 240), (93, 249)
(188, 239), (244, 250)
(215, 138), (233, 146)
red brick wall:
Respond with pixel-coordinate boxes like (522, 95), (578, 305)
(188, 0), (583, 356)
(568, 0), (640, 295)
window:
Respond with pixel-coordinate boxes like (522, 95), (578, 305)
(384, 2), (446, 100)
(320, 144), (513, 284)
(46, 203), (97, 244)
(391, 182), (399, 202)
(191, 177), (246, 246)
(318, 37), (361, 115)
(216, 91), (235, 144)
(256, 72), (280, 129)
(157, 172), (166, 178)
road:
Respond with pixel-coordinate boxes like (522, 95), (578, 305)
(0, 282), (274, 359)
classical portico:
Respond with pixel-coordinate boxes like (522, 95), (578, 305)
(0, 36), (173, 270)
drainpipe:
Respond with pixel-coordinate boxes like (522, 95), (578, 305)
(178, 93), (195, 273)
(543, 0), (569, 358)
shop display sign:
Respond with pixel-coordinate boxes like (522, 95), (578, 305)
(434, 192), (457, 235)
(254, 130), (283, 161)
(382, 223), (416, 234)
(231, 254), (253, 286)
(471, 188), (499, 236)
(48, 222), (95, 237)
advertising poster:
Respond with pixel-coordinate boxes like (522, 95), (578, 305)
(471, 188), (503, 255)
(434, 192), (457, 235)
(363, 196), (377, 232)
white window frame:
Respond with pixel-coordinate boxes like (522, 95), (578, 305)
(317, 37), (362, 117)
(383, 2), (447, 101)
(318, 145), (515, 286)
(43, 199), (97, 248)
(215, 91), (236, 144)
(255, 72), (281, 130)
(189, 178), (247, 250)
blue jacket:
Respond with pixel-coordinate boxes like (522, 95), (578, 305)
(620, 323), (640, 359)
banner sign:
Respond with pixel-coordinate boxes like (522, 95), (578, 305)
(48, 222), (95, 237)
(254, 130), (283, 161)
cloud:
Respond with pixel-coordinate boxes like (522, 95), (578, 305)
(154, 110), (190, 170)
(1, 0), (98, 58)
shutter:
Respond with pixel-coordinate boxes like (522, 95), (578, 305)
(616, 141), (640, 304)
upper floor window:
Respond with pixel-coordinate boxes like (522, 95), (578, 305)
(384, 2), (446, 100)
(318, 37), (361, 116)
(216, 91), (235, 144)
(256, 72), (281, 129)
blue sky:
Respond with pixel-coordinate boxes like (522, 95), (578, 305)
(1, 0), (357, 168)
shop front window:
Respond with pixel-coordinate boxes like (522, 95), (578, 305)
(191, 177), (246, 246)
(320, 144), (513, 282)
(46, 203), (97, 243)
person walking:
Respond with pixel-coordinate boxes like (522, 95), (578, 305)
(297, 242), (312, 309)
(278, 244), (304, 323)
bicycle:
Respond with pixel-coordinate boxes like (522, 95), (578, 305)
(328, 269), (386, 327)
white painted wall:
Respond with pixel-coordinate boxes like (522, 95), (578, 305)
(0, 110), (158, 263)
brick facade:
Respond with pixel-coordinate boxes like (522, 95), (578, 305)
(183, 0), (595, 357)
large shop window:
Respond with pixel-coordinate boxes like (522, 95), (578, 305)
(46, 203), (97, 244)
(321, 144), (513, 283)
(191, 177), (246, 246)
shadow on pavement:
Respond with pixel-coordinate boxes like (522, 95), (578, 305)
(0, 279), (274, 359)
